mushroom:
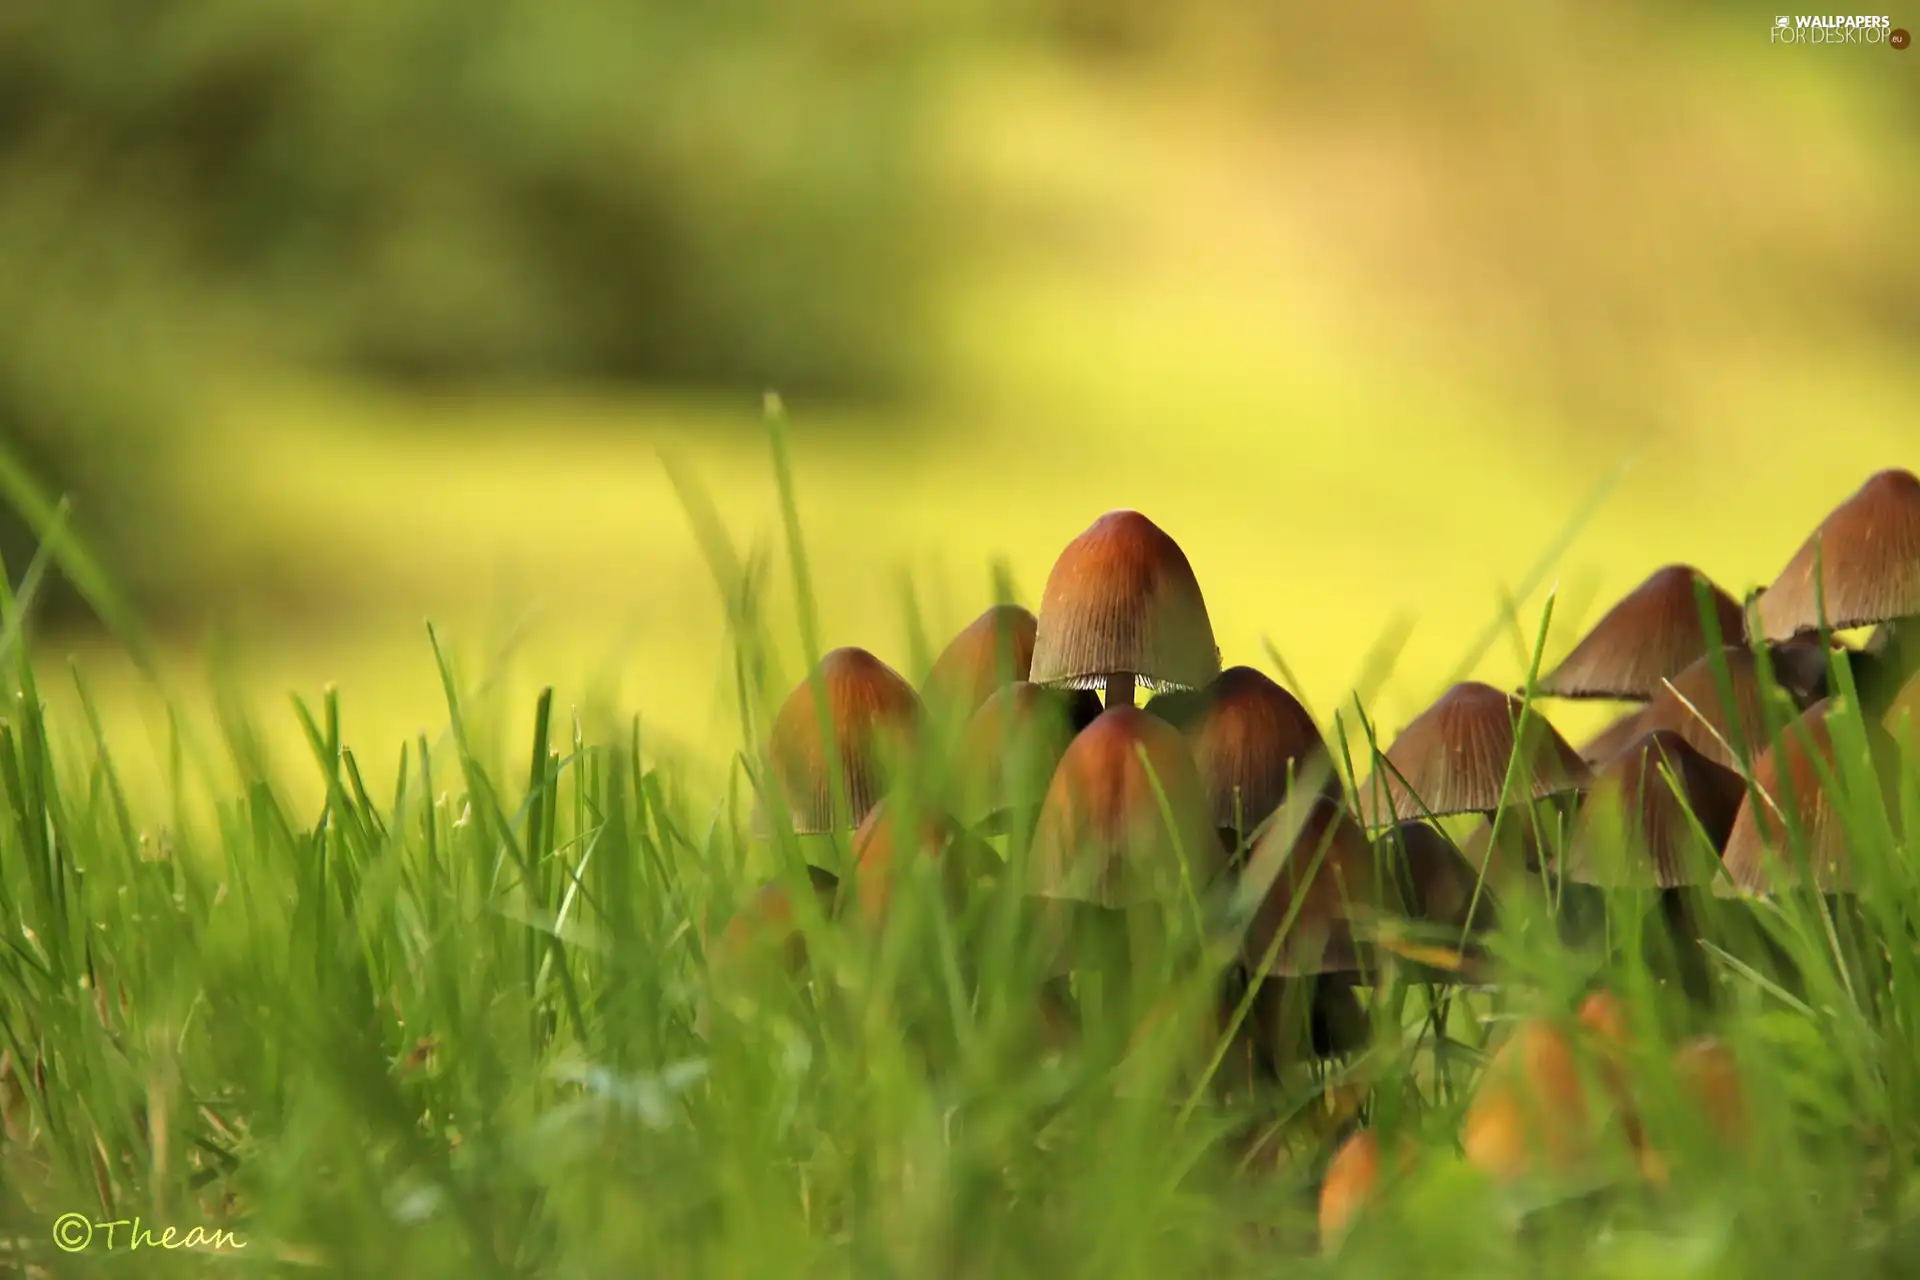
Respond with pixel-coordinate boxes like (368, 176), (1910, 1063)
(1318, 1129), (1382, 1251)
(1181, 666), (1338, 854)
(1366, 821), (1501, 982)
(840, 801), (997, 930)
(1719, 697), (1898, 896)
(760, 647), (923, 835)
(1318, 1130), (1416, 1251)
(1463, 1006), (1631, 1183)
(1580, 707), (1649, 765)
(1557, 730), (1745, 890)
(698, 867), (833, 974)
(1026, 706), (1225, 911)
(1756, 468), (1920, 642)
(1029, 511), (1220, 710)
(1459, 809), (1566, 891)
(697, 867), (841, 1038)
(921, 604), (1039, 721)
(1535, 565), (1746, 701)
(1242, 796), (1385, 980)
(1143, 685), (1207, 729)
(1237, 796), (1387, 1069)
(1668, 1036), (1748, 1153)
(1356, 682), (1590, 828)
(953, 680), (1100, 838)
(1633, 645), (1801, 773)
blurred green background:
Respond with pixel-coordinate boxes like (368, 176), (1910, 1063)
(2, 0), (1916, 802)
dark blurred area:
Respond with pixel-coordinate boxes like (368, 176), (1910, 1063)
(0, 0), (955, 623)
(1, 0), (1915, 648)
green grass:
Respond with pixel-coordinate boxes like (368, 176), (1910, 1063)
(5, 416), (1920, 1277)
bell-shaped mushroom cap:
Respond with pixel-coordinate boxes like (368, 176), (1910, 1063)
(1242, 796), (1386, 977)
(1559, 730), (1745, 889)
(922, 604), (1038, 719)
(1029, 511), (1220, 696)
(954, 681), (1100, 829)
(1183, 666), (1337, 840)
(1026, 706), (1224, 908)
(761, 647), (923, 835)
(1669, 1036), (1749, 1152)
(1356, 683), (1590, 827)
(1381, 820), (1499, 937)
(1581, 708), (1649, 765)
(1462, 1017), (1605, 1182)
(708, 866), (841, 975)
(1459, 808), (1566, 895)
(1537, 565), (1747, 701)
(1143, 685), (1208, 730)
(1758, 468), (1920, 642)
(1634, 645), (1798, 772)
(1317, 1125), (1421, 1249)
(1720, 698), (1898, 895)
(1319, 1130), (1398, 1251)
(841, 801), (997, 928)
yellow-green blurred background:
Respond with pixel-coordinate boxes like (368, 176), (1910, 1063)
(3, 0), (1915, 806)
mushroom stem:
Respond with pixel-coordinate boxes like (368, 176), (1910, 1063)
(1106, 672), (1136, 709)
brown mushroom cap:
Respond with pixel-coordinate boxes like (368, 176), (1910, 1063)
(1242, 796), (1387, 977)
(761, 647), (923, 835)
(1183, 666), (1338, 841)
(1720, 698), (1898, 895)
(1758, 468), (1920, 641)
(841, 801), (996, 928)
(1559, 729), (1745, 889)
(1026, 706), (1225, 908)
(709, 866), (841, 975)
(954, 681), (1100, 830)
(1537, 565), (1747, 701)
(922, 604), (1039, 719)
(1581, 708), (1649, 765)
(1380, 820), (1499, 938)
(1356, 683), (1590, 827)
(1463, 1016), (1611, 1182)
(1460, 808), (1565, 892)
(1319, 1130), (1385, 1251)
(1029, 511), (1220, 696)
(1634, 645), (1799, 772)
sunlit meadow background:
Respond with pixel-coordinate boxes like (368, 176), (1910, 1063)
(3, 2), (1916, 801)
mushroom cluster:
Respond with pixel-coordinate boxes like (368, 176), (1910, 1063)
(708, 470), (1920, 1249)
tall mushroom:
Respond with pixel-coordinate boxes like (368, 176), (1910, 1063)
(759, 647), (923, 836)
(1535, 565), (1746, 702)
(1029, 511), (1220, 710)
